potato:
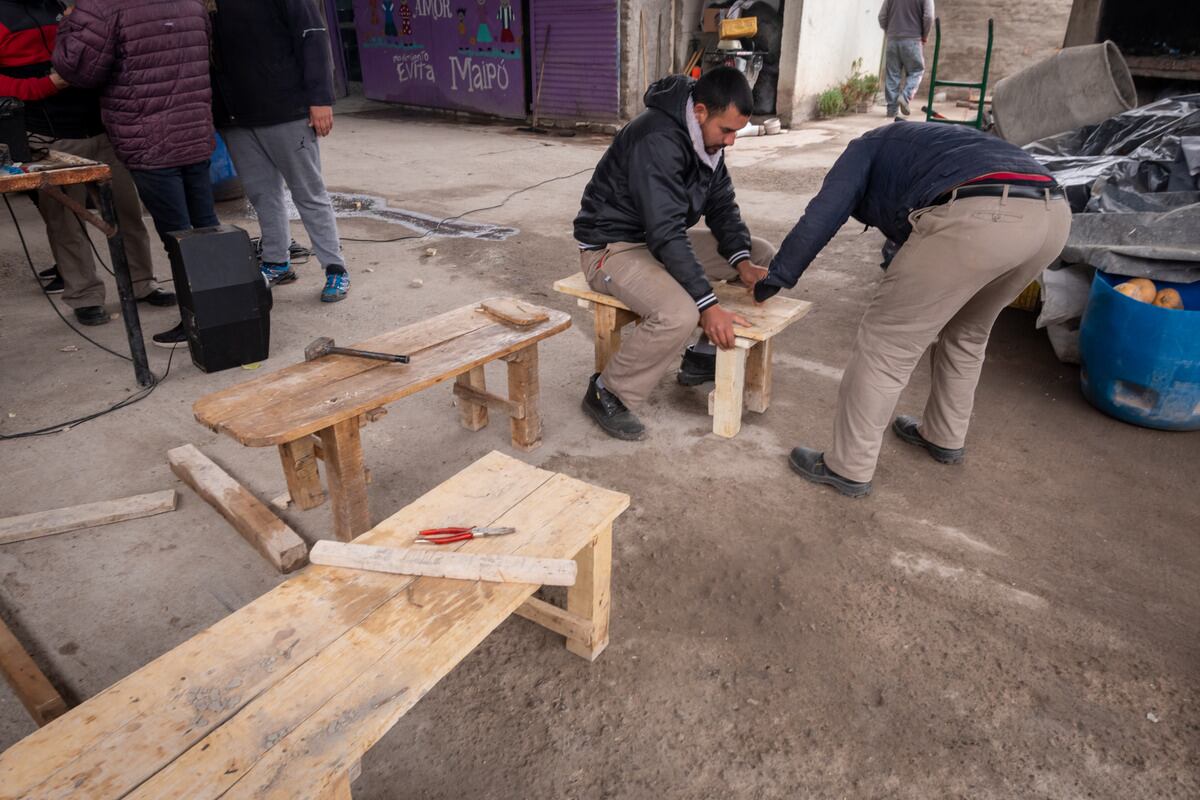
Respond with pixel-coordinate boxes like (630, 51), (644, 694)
(1153, 288), (1184, 310)
(1114, 281), (1152, 302)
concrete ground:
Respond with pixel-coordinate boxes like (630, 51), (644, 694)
(0, 106), (1197, 798)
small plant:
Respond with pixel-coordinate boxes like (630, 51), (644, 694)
(817, 88), (846, 118)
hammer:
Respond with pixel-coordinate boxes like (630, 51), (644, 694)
(304, 337), (410, 364)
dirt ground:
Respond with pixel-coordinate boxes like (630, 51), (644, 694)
(1, 102), (1197, 798)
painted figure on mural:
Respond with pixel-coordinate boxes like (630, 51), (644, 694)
(472, 0), (493, 48)
(382, 0), (398, 37)
(398, 0), (413, 37)
(456, 7), (468, 42)
(497, 0), (516, 44)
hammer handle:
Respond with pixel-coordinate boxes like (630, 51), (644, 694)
(329, 347), (410, 364)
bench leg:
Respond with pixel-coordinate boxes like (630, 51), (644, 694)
(593, 304), (620, 374)
(745, 339), (773, 414)
(319, 419), (372, 542)
(711, 345), (748, 438)
(565, 523), (612, 662)
(278, 438), (326, 510)
(505, 344), (542, 452)
(455, 366), (489, 432)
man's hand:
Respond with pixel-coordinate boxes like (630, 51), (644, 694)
(700, 305), (749, 350)
(49, 71), (69, 90)
(309, 106), (334, 137)
(735, 260), (768, 289)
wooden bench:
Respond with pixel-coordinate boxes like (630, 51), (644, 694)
(554, 273), (813, 437)
(0, 451), (629, 800)
(193, 298), (571, 543)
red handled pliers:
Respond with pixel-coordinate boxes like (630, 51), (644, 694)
(416, 526), (516, 545)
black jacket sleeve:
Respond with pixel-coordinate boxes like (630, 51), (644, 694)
(703, 160), (753, 268)
(627, 131), (718, 310)
(757, 138), (874, 300)
(280, 0), (335, 108)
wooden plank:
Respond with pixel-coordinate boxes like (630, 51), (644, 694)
(453, 381), (524, 420)
(310, 541), (578, 587)
(123, 463), (629, 800)
(0, 615), (67, 728)
(565, 523), (613, 662)
(184, 472), (628, 796)
(319, 420), (372, 542)
(478, 297), (550, 327)
(277, 439), (325, 511)
(555, 272), (812, 342)
(0, 490), (177, 546)
(514, 596), (594, 643)
(505, 344), (542, 452)
(744, 338), (772, 414)
(167, 445), (308, 574)
(0, 164), (112, 194)
(711, 344), (749, 438)
(0, 452), (562, 800)
(593, 304), (621, 373)
(199, 305), (571, 447)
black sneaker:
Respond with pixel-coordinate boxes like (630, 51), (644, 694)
(787, 446), (872, 498)
(73, 305), (108, 326)
(891, 416), (965, 464)
(137, 288), (177, 307)
(38, 264), (59, 280)
(581, 373), (646, 441)
(677, 345), (716, 386)
(42, 273), (64, 294)
(152, 321), (188, 349)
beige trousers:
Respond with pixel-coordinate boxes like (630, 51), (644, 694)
(36, 133), (157, 308)
(826, 191), (1073, 482)
(580, 230), (776, 408)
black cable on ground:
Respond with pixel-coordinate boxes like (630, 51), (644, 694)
(1, 195), (172, 440)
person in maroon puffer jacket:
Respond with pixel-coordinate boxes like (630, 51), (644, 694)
(52, 0), (219, 348)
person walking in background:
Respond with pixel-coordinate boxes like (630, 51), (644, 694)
(53, 0), (218, 348)
(210, 0), (351, 303)
(0, 0), (173, 327)
(878, 0), (933, 121)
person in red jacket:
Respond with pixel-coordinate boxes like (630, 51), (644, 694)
(53, 0), (218, 347)
(0, 0), (173, 326)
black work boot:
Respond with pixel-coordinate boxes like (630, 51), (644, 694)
(892, 416), (965, 464)
(73, 305), (108, 326)
(677, 345), (716, 386)
(787, 446), (872, 498)
(582, 374), (646, 440)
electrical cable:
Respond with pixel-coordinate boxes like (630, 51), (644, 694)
(1, 194), (172, 440)
(338, 165), (594, 244)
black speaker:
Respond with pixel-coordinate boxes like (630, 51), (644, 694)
(165, 225), (272, 373)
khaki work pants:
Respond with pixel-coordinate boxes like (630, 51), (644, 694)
(36, 133), (157, 308)
(580, 230), (776, 409)
(826, 191), (1073, 483)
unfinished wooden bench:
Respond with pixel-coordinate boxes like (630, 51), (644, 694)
(554, 272), (813, 437)
(192, 298), (570, 542)
(0, 451), (629, 800)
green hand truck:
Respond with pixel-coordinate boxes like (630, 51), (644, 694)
(924, 17), (994, 128)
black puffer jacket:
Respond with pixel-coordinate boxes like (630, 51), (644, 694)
(574, 75), (752, 311)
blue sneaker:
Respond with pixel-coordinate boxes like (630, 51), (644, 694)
(261, 262), (297, 285)
(321, 272), (350, 303)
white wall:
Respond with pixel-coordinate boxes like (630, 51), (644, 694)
(778, 0), (885, 124)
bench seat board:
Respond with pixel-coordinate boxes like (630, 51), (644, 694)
(553, 272), (812, 342)
(0, 452), (628, 800)
(193, 301), (571, 447)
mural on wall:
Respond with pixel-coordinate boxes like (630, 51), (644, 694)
(356, 0), (526, 118)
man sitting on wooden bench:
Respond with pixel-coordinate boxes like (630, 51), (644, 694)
(573, 66), (776, 440)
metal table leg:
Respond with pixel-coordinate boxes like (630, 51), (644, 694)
(95, 180), (153, 387)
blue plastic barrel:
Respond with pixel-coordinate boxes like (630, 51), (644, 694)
(1078, 272), (1200, 431)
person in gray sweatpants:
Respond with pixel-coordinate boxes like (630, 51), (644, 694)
(210, 0), (350, 303)
(878, 0), (934, 120)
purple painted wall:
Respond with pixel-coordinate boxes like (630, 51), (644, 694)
(354, 0), (527, 118)
(530, 0), (619, 121)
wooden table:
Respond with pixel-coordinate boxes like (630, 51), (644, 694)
(0, 451), (630, 800)
(0, 151), (152, 386)
(554, 272), (813, 437)
(193, 298), (571, 542)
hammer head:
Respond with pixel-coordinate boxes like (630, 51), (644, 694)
(304, 336), (335, 361)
